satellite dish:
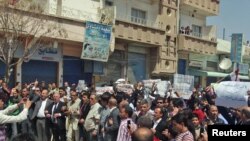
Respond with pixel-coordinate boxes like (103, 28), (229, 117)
(219, 58), (232, 70)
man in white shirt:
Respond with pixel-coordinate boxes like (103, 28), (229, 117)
(31, 89), (53, 141)
(151, 107), (168, 141)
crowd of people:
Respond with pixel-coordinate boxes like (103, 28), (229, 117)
(0, 77), (250, 141)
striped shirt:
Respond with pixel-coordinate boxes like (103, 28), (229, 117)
(117, 118), (137, 141)
(175, 131), (194, 141)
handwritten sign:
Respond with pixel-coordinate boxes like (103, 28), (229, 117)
(76, 80), (86, 92)
(116, 84), (134, 94)
(142, 79), (161, 88)
(214, 81), (250, 107)
(156, 81), (171, 97)
(96, 87), (114, 95)
(174, 74), (194, 99)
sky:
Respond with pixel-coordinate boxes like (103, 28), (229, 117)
(207, 0), (250, 41)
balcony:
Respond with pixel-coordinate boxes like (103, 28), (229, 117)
(178, 32), (217, 55)
(116, 13), (163, 30)
(180, 0), (220, 16)
(115, 13), (165, 45)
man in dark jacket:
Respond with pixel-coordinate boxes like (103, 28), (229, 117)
(104, 98), (119, 141)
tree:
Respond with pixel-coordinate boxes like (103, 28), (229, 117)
(0, 0), (67, 84)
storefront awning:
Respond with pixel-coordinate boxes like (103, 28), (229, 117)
(188, 69), (250, 80)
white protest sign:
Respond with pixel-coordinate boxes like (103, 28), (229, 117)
(95, 87), (114, 95)
(142, 79), (161, 88)
(174, 74), (194, 99)
(214, 81), (250, 108)
(76, 80), (86, 92)
(116, 84), (134, 94)
(156, 81), (170, 97)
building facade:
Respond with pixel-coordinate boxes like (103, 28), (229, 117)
(3, 0), (248, 87)
(177, 0), (220, 87)
(0, 0), (179, 86)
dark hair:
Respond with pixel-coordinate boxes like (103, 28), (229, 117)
(140, 99), (149, 106)
(81, 91), (90, 98)
(191, 113), (199, 119)
(70, 88), (77, 92)
(242, 108), (250, 118)
(116, 92), (125, 104)
(154, 106), (165, 115)
(124, 105), (133, 118)
(59, 87), (65, 91)
(137, 115), (153, 128)
(171, 112), (195, 138)
(101, 92), (111, 102)
(11, 133), (36, 141)
(157, 97), (164, 102)
(168, 124), (178, 139)
(172, 98), (184, 108)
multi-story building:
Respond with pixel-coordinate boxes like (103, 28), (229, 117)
(104, 0), (178, 84)
(177, 0), (220, 87)
(1, 0), (179, 86)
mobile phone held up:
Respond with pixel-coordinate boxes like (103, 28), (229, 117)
(127, 120), (131, 129)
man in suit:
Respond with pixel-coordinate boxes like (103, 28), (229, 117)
(84, 93), (101, 141)
(21, 87), (40, 134)
(31, 89), (53, 141)
(104, 98), (119, 141)
(151, 107), (168, 141)
(79, 92), (91, 141)
(45, 92), (66, 141)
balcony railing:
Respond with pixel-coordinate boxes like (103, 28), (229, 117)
(180, 31), (216, 42)
(116, 14), (163, 29)
(179, 26), (217, 42)
(130, 16), (147, 25)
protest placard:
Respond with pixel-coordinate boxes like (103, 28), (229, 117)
(96, 86), (114, 95)
(214, 81), (250, 107)
(174, 74), (194, 99)
(116, 84), (134, 94)
(142, 79), (161, 88)
(156, 81), (171, 97)
(76, 80), (87, 92)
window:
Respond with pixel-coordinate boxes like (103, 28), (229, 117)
(192, 25), (202, 37)
(131, 8), (147, 25)
(105, 0), (113, 6)
(207, 61), (217, 71)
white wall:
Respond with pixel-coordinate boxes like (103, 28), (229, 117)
(180, 13), (205, 28)
(48, 0), (101, 22)
(180, 11), (217, 39)
(114, 0), (159, 27)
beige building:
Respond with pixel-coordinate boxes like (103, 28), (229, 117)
(177, 0), (220, 87)
(0, 0), (179, 85)
(105, 0), (178, 83)
(44, 0), (179, 85)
